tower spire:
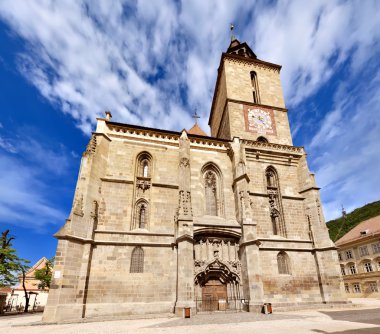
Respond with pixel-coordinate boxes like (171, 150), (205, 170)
(230, 23), (236, 41)
(192, 111), (200, 125)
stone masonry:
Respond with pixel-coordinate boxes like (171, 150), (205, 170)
(43, 38), (346, 322)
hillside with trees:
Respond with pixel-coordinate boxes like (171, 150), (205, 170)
(327, 200), (380, 242)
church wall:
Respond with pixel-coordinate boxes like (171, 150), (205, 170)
(246, 159), (309, 239)
(97, 181), (132, 231)
(260, 250), (323, 304)
(85, 244), (176, 317)
(224, 58), (285, 109)
(150, 186), (178, 233)
(189, 147), (236, 220)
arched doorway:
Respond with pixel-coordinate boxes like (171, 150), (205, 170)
(195, 258), (242, 312)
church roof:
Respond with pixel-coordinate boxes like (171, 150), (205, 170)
(226, 38), (257, 59)
(335, 215), (380, 246)
(187, 123), (207, 136)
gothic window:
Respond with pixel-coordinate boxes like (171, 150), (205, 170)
(202, 163), (224, 217)
(137, 152), (152, 178)
(250, 71), (260, 104)
(138, 204), (146, 229)
(135, 200), (149, 230)
(265, 167), (278, 188)
(271, 209), (281, 235)
(257, 136), (268, 143)
(130, 247), (144, 273)
(205, 171), (217, 216)
(277, 251), (290, 275)
(266, 166), (286, 237)
(143, 161), (149, 177)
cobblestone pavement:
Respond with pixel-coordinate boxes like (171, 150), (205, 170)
(1, 308), (380, 334)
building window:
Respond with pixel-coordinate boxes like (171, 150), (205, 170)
(364, 262), (373, 273)
(130, 247), (144, 273)
(277, 251), (291, 275)
(265, 166), (286, 237)
(338, 253), (342, 261)
(344, 284), (350, 293)
(138, 204), (146, 229)
(205, 170), (217, 216)
(353, 283), (361, 293)
(250, 71), (260, 104)
(349, 264), (357, 274)
(372, 243), (380, 254)
(369, 282), (378, 292)
(340, 265), (345, 276)
(137, 152), (152, 178)
(359, 246), (369, 257)
(346, 250), (353, 260)
(202, 163), (224, 217)
(135, 200), (149, 230)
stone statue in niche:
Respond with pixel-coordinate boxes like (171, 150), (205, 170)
(266, 170), (275, 187)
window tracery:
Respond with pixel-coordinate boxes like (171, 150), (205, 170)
(202, 163), (224, 217)
(266, 166), (286, 237)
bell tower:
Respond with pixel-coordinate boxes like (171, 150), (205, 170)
(209, 36), (292, 145)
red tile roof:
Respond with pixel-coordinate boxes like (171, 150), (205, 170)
(335, 215), (380, 246)
(187, 123), (207, 136)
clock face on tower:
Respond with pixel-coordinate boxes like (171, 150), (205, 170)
(244, 105), (276, 135)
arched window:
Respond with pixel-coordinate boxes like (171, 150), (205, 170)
(271, 209), (281, 235)
(143, 161), (149, 177)
(257, 136), (268, 143)
(130, 247), (144, 273)
(137, 152), (152, 178)
(266, 167), (277, 188)
(277, 251), (290, 274)
(266, 166), (286, 237)
(139, 204), (146, 229)
(202, 163), (224, 217)
(250, 71), (260, 104)
(205, 171), (218, 215)
(135, 200), (148, 230)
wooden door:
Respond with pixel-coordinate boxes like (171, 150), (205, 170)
(202, 279), (227, 311)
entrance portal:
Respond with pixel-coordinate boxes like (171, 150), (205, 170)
(201, 279), (227, 311)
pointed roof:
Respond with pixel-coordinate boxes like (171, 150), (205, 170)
(187, 123), (207, 136)
(226, 38), (257, 59)
(335, 215), (380, 246)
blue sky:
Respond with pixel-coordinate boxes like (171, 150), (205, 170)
(0, 0), (379, 265)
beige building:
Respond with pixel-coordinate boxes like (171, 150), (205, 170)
(43, 38), (346, 322)
(3, 257), (50, 312)
(336, 216), (380, 297)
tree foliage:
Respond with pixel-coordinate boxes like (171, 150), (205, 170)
(0, 230), (24, 287)
(327, 200), (380, 241)
(34, 257), (54, 290)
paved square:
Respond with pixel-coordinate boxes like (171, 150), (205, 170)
(2, 308), (380, 334)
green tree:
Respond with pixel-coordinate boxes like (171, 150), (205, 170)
(0, 230), (21, 287)
(0, 230), (30, 312)
(34, 257), (54, 290)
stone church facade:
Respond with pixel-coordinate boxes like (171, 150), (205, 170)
(43, 39), (346, 322)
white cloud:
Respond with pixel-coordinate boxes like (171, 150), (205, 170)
(309, 69), (380, 220)
(0, 132), (74, 230)
(0, 0), (380, 223)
